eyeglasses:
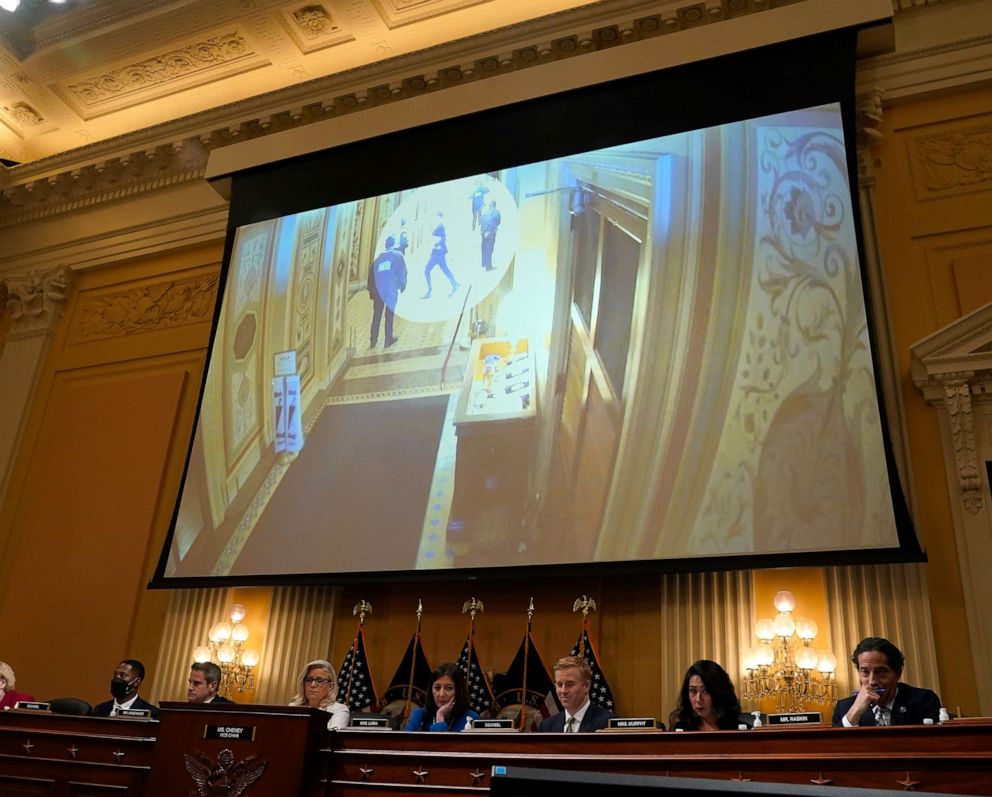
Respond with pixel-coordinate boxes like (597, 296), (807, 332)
(304, 677), (331, 686)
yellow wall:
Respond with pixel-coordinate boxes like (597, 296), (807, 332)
(871, 83), (992, 714)
(0, 242), (222, 703)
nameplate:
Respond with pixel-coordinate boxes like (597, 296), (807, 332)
(608, 717), (656, 730)
(350, 716), (391, 729)
(13, 701), (49, 712)
(468, 718), (515, 731)
(767, 712), (822, 725)
(116, 708), (152, 719)
(204, 724), (256, 741)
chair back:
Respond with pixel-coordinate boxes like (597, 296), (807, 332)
(46, 697), (93, 716)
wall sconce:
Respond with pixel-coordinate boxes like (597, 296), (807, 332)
(742, 590), (837, 712)
(193, 603), (260, 697)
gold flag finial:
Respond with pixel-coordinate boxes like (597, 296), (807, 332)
(353, 600), (373, 624)
(416, 598), (423, 621)
(462, 597), (484, 619)
(572, 595), (597, 616)
(526, 597), (535, 623)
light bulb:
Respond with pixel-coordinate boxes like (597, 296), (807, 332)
(797, 648), (818, 670)
(796, 619), (818, 641)
(241, 649), (260, 668)
(0, 0), (20, 12)
(193, 646), (212, 663)
(773, 590), (796, 613)
(756, 644), (775, 666)
(229, 604), (247, 623)
(217, 644), (236, 664)
(209, 622), (232, 643)
(231, 624), (249, 643)
(755, 618), (775, 641)
(773, 612), (796, 638)
(817, 652), (837, 674)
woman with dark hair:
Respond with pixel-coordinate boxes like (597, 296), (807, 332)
(672, 659), (745, 731)
(405, 662), (479, 732)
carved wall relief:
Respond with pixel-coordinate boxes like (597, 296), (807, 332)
(909, 123), (992, 199)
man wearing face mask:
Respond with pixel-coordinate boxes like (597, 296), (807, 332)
(92, 659), (159, 719)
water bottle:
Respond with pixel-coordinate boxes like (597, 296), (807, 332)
(939, 707), (950, 724)
(751, 710), (763, 728)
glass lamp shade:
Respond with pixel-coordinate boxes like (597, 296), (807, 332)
(0, 0), (20, 12)
(231, 624), (250, 643)
(209, 622), (232, 643)
(193, 646), (212, 663)
(241, 649), (260, 668)
(797, 647), (819, 670)
(754, 618), (776, 641)
(796, 618), (818, 641)
(755, 644), (775, 666)
(773, 590), (797, 613)
(773, 612), (796, 638)
(229, 603), (247, 623)
(217, 644), (237, 664)
(817, 652), (837, 674)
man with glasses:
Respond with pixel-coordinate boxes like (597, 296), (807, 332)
(832, 637), (941, 726)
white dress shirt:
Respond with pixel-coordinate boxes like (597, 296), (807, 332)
(563, 699), (591, 732)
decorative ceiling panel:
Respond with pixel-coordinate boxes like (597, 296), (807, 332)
(370, 0), (494, 30)
(51, 29), (270, 120)
(278, 3), (355, 54)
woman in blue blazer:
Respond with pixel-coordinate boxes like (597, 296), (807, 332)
(405, 662), (479, 732)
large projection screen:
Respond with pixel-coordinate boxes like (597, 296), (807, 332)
(154, 29), (919, 585)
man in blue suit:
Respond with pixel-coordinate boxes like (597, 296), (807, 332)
(538, 656), (613, 732)
(92, 659), (159, 719)
(832, 637), (941, 727)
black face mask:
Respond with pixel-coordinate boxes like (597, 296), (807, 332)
(110, 678), (136, 701)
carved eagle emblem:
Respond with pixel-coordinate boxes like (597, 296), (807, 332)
(184, 749), (267, 796)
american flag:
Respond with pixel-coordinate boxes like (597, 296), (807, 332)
(571, 622), (616, 712)
(455, 636), (496, 717)
(493, 632), (557, 731)
(381, 631), (433, 715)
(337, 626), (379, 711)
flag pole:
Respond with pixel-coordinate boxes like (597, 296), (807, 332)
(403, 598), (423, 723)
(520, 597), (535, 731)
(345, 600), (372, 709)
(463, 597), (482, 666)
(572, 595), (596, 658)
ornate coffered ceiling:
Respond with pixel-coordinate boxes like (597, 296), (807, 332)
(1, 0), (637, 166)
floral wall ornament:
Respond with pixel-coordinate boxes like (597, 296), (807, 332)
(4, 266), (74, 337)
(942, 377), (983, 514)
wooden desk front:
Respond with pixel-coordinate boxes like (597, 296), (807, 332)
(2, 709), (990, 796)
(325, 722), (992, 796)
(0, 709), (155, 795)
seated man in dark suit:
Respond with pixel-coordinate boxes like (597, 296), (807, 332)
(537, 656), (613, 732)
(187, 662), (235, 705)
(92, 659), (159, 718)
(832, 637), (941, 726)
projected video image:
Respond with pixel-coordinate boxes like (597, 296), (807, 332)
(164, 102), (901, 579)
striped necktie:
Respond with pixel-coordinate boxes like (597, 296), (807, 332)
(565, 716), (576, 733)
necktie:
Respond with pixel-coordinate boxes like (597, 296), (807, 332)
(872, 704), (888, 726)
(565, 716), (576, 733)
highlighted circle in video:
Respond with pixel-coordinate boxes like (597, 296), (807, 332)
(375, 175), (519, 323)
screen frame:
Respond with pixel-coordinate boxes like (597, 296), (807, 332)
(150, 25), (922, 590)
